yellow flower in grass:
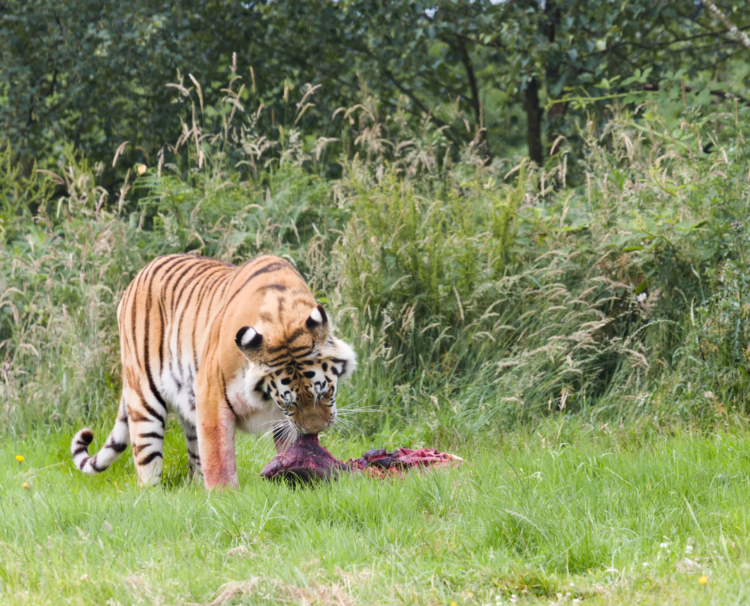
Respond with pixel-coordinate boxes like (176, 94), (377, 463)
(699, 575), (709, 585)
(22, 482), (29, 489)
(16, 455), (24, 463)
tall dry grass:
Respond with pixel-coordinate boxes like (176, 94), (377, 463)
(1, 75), (749, 438)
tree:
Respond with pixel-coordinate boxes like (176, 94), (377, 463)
(1, 0), (748, 175)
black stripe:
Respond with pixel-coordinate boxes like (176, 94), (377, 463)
(191, 271), (225, 363)
(242, 255), (271, 268)
(72, 446), (89, 456)
(227, 260), (292, 307)
(132, 382), (166, 427)
(169, 259), (203, 314)
(176, 266), (215, 375)
(142, 398), (166, 426)
(130, 410), (152, 424)
(157, 258), (201, 386)
(172, 264), (207, 381)
(139, 431), (164, 439)
(264, 283), (287, 291)
(143, 263), (170, 421)
(157, 300), (166, 380)
(266, 354), (292, 366)
(149, 254), (189, 280)
(285, 327), (305, 344)
(130, 269), (144, 370)
(135, 255), (187, 372)
(169, 367), (183, 393)
(108, 441), (128, 453)
(173, 263), (219, 318)
(138, 451), (163, 466)
(161, 256), (199, 304)
(289, 345), (313, 354)
(203, 272), (229, 322)
(221, 372), (239, 418)
(90, 456), (105, 472)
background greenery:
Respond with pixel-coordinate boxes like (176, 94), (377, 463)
(3, 0), (749, 176)
(2, 65), (750, 436)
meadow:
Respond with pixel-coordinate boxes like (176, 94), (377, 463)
(2, 72), (750, 604)
(4, 420), (750, 605)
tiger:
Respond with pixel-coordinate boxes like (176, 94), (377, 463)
(70, 254), (356, 489)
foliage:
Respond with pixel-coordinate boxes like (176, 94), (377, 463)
(2, 65), (750, 436)
(2, 0), (749, 177)
(675, 225), (750, 417)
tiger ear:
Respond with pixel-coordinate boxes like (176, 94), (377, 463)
(306, 304), (329, 338)
(236, 326), (264, 362)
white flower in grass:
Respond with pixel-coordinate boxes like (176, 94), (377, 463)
(637, 292), (647, 303)
(685, 545), (693, 554)
(660, 542), (670, 549)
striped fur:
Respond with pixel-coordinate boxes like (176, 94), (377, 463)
(71, 254), (356, 488)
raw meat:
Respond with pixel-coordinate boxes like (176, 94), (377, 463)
(346, 447), (460, 478)
(260, 433), (460, 483)
(260, 433), (348, 483)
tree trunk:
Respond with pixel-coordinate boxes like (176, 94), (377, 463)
(525, 77), (544, 166)
(456, 36), (491, 161)
(544, 0), (565, 153)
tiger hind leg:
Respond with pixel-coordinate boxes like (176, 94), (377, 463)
(126, 382), (167, 486)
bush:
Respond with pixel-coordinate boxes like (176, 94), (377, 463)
(2, 77), (750, 437)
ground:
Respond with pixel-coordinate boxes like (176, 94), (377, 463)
(2, 420), (750, 605)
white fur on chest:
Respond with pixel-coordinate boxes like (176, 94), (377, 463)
(226, 366), (284, 435)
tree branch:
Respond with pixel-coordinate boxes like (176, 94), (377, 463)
(641, 83), (750, 106)
(454, 35), (490, 158)
(701, 0), (750, 50)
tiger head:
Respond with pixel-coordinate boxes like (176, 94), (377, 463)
(235, 304), (356, 435)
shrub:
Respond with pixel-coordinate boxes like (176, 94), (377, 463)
(2, 76), (750, 437)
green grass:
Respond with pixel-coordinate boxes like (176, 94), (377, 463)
(2, 420), (750, 605)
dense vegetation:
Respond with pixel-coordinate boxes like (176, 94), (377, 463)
(3, 0), (750, 176)
(1, 68), (750, 437)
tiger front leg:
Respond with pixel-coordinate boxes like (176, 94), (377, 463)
(178, 414), (202, 481)
(195, 380), (239, 489)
